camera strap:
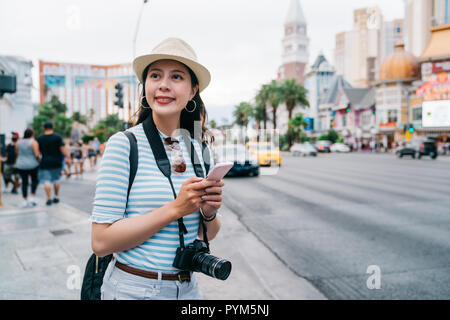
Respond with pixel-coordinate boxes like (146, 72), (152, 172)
(142, 113), (210, 250)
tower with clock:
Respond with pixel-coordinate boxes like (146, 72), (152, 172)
(279, 0), (310, 85)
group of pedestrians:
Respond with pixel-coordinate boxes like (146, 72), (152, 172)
(65, 137), (100, 178)
(1, 121), (72, 207)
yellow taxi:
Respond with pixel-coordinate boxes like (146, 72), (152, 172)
(246, 142), (282, 166)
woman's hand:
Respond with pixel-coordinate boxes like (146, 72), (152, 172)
(172, 176), (216, 218)
(200, 179), (225, 217)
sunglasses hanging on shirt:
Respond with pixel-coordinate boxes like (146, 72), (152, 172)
(163, 137), (187, 174)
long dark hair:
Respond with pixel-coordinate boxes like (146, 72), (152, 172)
(23, 128), (34, 139)
(133, 62), (214, 145)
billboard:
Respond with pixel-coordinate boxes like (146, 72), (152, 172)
(422, 100), (450, 128)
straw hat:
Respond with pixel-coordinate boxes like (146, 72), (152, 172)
(133, 38), (211, 92)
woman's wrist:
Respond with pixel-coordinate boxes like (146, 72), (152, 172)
(199, 208), (217, 222)
(167, 202), (183, 220)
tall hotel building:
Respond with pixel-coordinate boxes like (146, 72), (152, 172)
(39, 61), (139, 124)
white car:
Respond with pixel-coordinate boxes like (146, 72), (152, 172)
(290, 143), (317, 157)
(330, 143), (350, 153)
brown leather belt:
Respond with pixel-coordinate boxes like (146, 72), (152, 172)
(115, 261), (191, 282)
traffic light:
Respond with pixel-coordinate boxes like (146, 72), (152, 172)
(404, 123), (415, 133)
(346, 106), (351, 113)
(114, 83), (124, 108)
(371, 105), (376, 115)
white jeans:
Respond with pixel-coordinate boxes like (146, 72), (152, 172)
(100, 261), (204, 300)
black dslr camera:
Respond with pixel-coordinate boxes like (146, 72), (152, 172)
(173, 239), (232, 280)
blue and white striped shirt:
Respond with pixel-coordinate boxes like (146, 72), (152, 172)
(90, 123), (214, 272)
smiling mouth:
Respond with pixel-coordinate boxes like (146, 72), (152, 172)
(155, 97), (175, 104)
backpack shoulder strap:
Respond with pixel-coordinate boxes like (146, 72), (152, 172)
(123, 131), (138, 205)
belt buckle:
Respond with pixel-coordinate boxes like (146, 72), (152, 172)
(178, 271), (191, 283)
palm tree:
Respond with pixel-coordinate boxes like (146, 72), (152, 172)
(255, 84), (271, 130)
(288, 113), (308, 144)
(208, 119), (217, 129)
(267, 80), (282, 130)
(279, 79), (309, 147)
(233, 102), (253, 129)
(280, 79), (309, 121)
(253, 103), (265, 131)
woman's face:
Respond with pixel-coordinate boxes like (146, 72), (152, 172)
(144, 59), (198, 119)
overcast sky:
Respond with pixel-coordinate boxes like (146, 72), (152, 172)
(0, 0), (404, 124)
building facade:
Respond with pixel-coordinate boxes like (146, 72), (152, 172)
(317, 73), (377, 149)
(415, 23), (450, 142)
(0, 55), (34, 141)
(274, 0), (310, 135)
(39, 61), (139, 124)
(303, 53), (335, 135)
(380, 19), (405, 63)
(374, 43), (421, 148)
(278, 0), (309, 85)
(404, 0), (433, 57)
(334, 7), (382, 88)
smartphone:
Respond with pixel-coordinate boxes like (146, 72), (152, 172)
(206, 162), (233, 181)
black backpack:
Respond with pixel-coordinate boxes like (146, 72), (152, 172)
(80, 129), (211, 300)
(80, 131), (138, 300)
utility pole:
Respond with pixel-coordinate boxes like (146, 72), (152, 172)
(133, 0), (149, 59)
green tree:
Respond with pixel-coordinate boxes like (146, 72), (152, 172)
(72, 111), (88, 125)
(287, 113), (307, 144)
(253, 103), (266, 130)
(233, 102), (253, 128)
(54, 114), (73, 138)
(267, 80), (282, 130)
(49, 95), (67, 114)
(92, 114), (123, 143)
(319, 129), (340, 143)
(32, 95), (72, 138)
(255, 84), (271, 130)
(38, 103), (57, 120)
(280, 79), (309, 122)
(279, 79), (309, 147)
(208, 119), (217, 129)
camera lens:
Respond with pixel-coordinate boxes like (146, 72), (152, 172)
(194, 253), (232, 280)
(211, 258), (232, 280)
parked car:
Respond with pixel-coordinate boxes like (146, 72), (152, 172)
(214, 144), (260, 177)
(290, 143), (317, 156)
(330, 143), (350, 153)
(314, 140), (332, 153)
(418, 140), (438, 159)
(396, 144), (418, 158)
(246, 142), (282, 166)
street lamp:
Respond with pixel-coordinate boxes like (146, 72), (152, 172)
(133, 0), (149, 59)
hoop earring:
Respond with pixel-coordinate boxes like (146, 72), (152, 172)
(185, 100), (197, 113)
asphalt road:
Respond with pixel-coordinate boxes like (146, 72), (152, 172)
(222, 152), (450, 300)
(41, 152), (450, 299)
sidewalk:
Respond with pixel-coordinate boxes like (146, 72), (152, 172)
(0, 187), (325, 300)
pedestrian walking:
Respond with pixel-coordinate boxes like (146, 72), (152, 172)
(87, 140), (97, 170)
(92, 137), (100, 156)
(36, 122), (72, 206)
(15, 128), (40, 208)
(90, 38), (225, 300)
(1, 132), (21, 194)
(73, 140), (86, 177)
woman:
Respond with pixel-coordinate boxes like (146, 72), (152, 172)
(87, 140), (97, 170)
(91, 38), (224, 300)
(73, 140), (85, 177)
(15, 128), (40, 208)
